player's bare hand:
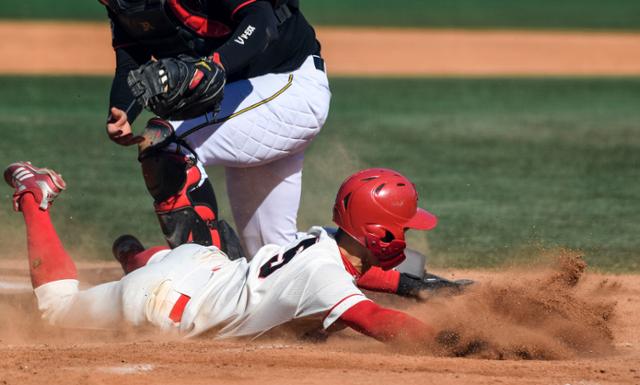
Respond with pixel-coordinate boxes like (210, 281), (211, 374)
(106, 107), (143, 146)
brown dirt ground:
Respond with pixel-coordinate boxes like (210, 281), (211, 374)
(2, 22), (640, 75)
(1, 253), (639, 385)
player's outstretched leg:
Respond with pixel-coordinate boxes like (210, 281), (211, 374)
(6, 163), (128, 329)
(4, 162), (77, 287)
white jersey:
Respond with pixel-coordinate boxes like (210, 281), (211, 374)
(119, 226), (368, 339)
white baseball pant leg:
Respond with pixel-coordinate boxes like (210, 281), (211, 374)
(171, 55), (331, 255)
(32, 245), (214, 330)
(34, 280), (124, 329)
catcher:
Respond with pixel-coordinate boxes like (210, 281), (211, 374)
(5, 162), (439, 346)
(102, 0), (331, 258)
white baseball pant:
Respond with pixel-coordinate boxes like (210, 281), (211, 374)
(170, 55), (331, 256)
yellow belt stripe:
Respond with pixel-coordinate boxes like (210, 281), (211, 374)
(178, 74), (294, 139)
(217, 74), (294, 124)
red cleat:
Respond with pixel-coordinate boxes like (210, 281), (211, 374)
(4, 161), (66, 211)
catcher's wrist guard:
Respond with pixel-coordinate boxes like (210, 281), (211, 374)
(127, 55), (226, 121)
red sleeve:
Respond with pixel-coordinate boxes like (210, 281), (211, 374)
(356, 267), (400, 293)
(338, 301), (433, 343)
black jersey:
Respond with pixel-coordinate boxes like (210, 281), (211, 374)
(104, 0), (320, 122)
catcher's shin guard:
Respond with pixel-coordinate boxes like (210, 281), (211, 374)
(137, 118), (247, 259)
(141, 151), (222, 249)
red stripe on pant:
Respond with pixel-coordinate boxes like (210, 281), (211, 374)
(169, 294), (191, 323)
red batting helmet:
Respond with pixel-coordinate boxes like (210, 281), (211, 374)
(333, 168), (437, 270)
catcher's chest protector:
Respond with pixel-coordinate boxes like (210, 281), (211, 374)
(106, 0), (231, 57)
(105, 0), (297, 57)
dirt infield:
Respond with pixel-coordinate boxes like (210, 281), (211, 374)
(2, 22), (640, 75)
(1, 253), (639, 385)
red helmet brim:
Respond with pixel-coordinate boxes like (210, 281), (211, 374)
(405, 208), (438, 231)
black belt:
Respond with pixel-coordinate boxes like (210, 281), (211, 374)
(313, 56), (325, 72)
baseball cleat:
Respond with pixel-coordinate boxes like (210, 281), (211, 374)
(112, 234), (146, 270)
(4, 161), (66, 211)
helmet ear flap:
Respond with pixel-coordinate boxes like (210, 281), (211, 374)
(362, 224), (407, 270)
(363, 224), (385, 250)
(363, 224), (386, 239)
(363, 224), (394, 250)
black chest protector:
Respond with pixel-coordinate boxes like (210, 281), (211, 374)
(106, 0), (296, 58)
(107, 0), (227, 57)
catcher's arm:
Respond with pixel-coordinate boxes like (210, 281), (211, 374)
(212, 1), (279, 77)
(106, 47), (150, 145)
(108, 10), (151, 125)
(106, 12), (151, 145)
(338, 300), (435, 346)
(106, 106), (143, 146)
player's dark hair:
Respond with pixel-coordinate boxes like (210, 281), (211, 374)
(334, 228), (346, 243)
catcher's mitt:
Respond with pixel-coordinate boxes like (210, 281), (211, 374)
(127, 55), (226, 121)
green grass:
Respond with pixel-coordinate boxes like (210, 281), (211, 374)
(303, 0), (640, 30)
(3, 0), (640, 30)
(0, 76), (639, 272)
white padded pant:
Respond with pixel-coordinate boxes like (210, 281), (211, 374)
(32, 245), (221, 331)
(34, 279), (123, 329)
(171, 55), (331, 256)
